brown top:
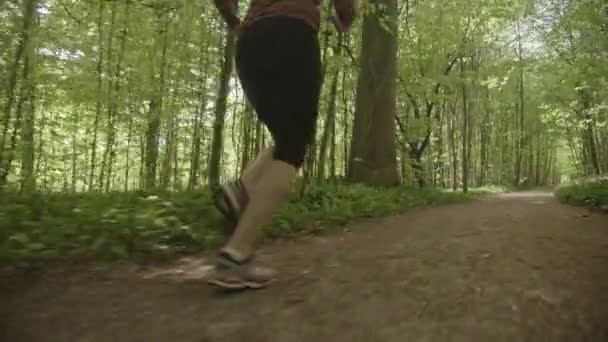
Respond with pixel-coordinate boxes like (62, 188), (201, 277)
(213, 0), (356, 33)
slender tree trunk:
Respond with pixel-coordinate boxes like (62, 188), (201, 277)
(35, 109), (44, 180)
(230, 96), (240, 178)
(144, 11), (171, 190)
(139, 133), (145, 190)
(448, 102), (458, 191)
(124, 109), (134, 191)
(254, 118), (262, 157)
(409, 150), (425, 188)
(584, 117), (600, 175)
(106, 1), (130, 192)
(318, 35), (343, 181)
(479, 88), (490, 186)
(329, 103), (337, 180)
(1, 0), (36, 159)
(208, 24), (236, 188)
(71, 113), (79, 192)
(461, 59), (470, 193)
(534, 138), (542, 185)
(89, 0), (105, 191)
(0, 0), (37, 187)
(21, 82), (36, 193)
(514, 20), (525, 187)
(240, 103), (254, 173)
(188, 30), (211, 190)
(98, 2), (117, 191)
(435, 103), (445, 187)
(160, 102), (176, 189)
(0, 15), (36, 188)
(341, 66), (350, 178)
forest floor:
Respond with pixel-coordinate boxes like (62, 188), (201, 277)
(1, 191), (608, 342)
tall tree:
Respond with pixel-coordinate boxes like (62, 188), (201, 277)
(144, 8), (171, 190)
(349, 0), (400, 186)
(209, 16), (237, 188)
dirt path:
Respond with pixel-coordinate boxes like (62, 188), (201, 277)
(1, 192), (608, 342)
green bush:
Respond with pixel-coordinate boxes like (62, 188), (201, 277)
(0, 184), (487, 263)
(554, 177), (608, 209)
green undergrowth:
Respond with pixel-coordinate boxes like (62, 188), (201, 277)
(0, 184), (493, 264)
(555, 177), (608, 210)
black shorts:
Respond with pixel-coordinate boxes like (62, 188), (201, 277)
(236, 16), (321, 168)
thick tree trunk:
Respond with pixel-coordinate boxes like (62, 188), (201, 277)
(348, 0), (400, 186)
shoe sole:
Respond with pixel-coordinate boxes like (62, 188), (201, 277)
(207, 278), (273, 290)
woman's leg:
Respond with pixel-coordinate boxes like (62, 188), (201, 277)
(209, 17), (321, 289)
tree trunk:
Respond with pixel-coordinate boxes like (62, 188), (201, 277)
(301, 15), (333, 189)
(98, 3), (116, 191)
(448, 102), (458, 191)
(409, 150), (425, 188)
(479, 88), (490, 186)
(435, 103), (445, 187)
(208, 27), (236, 188)
(21, 82), (36, 193)
(342, 76), (351, 178)
(89, 0), (105, 191)
(0, 7), (37, 188)
(124, 109), (134, 191)
(584, 117), (600, 175)
(139, 133), (145, 190)
(461, 58), (470, 193)
(1, 0), (36, 159)
(188, 27), (212, 190)
(71, 114), (78, 192)
(348, 0), (400, 186)
(514, 20), (525, 187)
(318, 35), (343, 181)
(160, 105), (176, 189)
(144, 11), (171, 190)
(105, 1), (130, 192)
(254, 119), (262, 157)
(0, 0), (37, 188)
(240, 103), (254, 173)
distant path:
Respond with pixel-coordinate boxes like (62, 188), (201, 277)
(2, 192), (607, 341)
